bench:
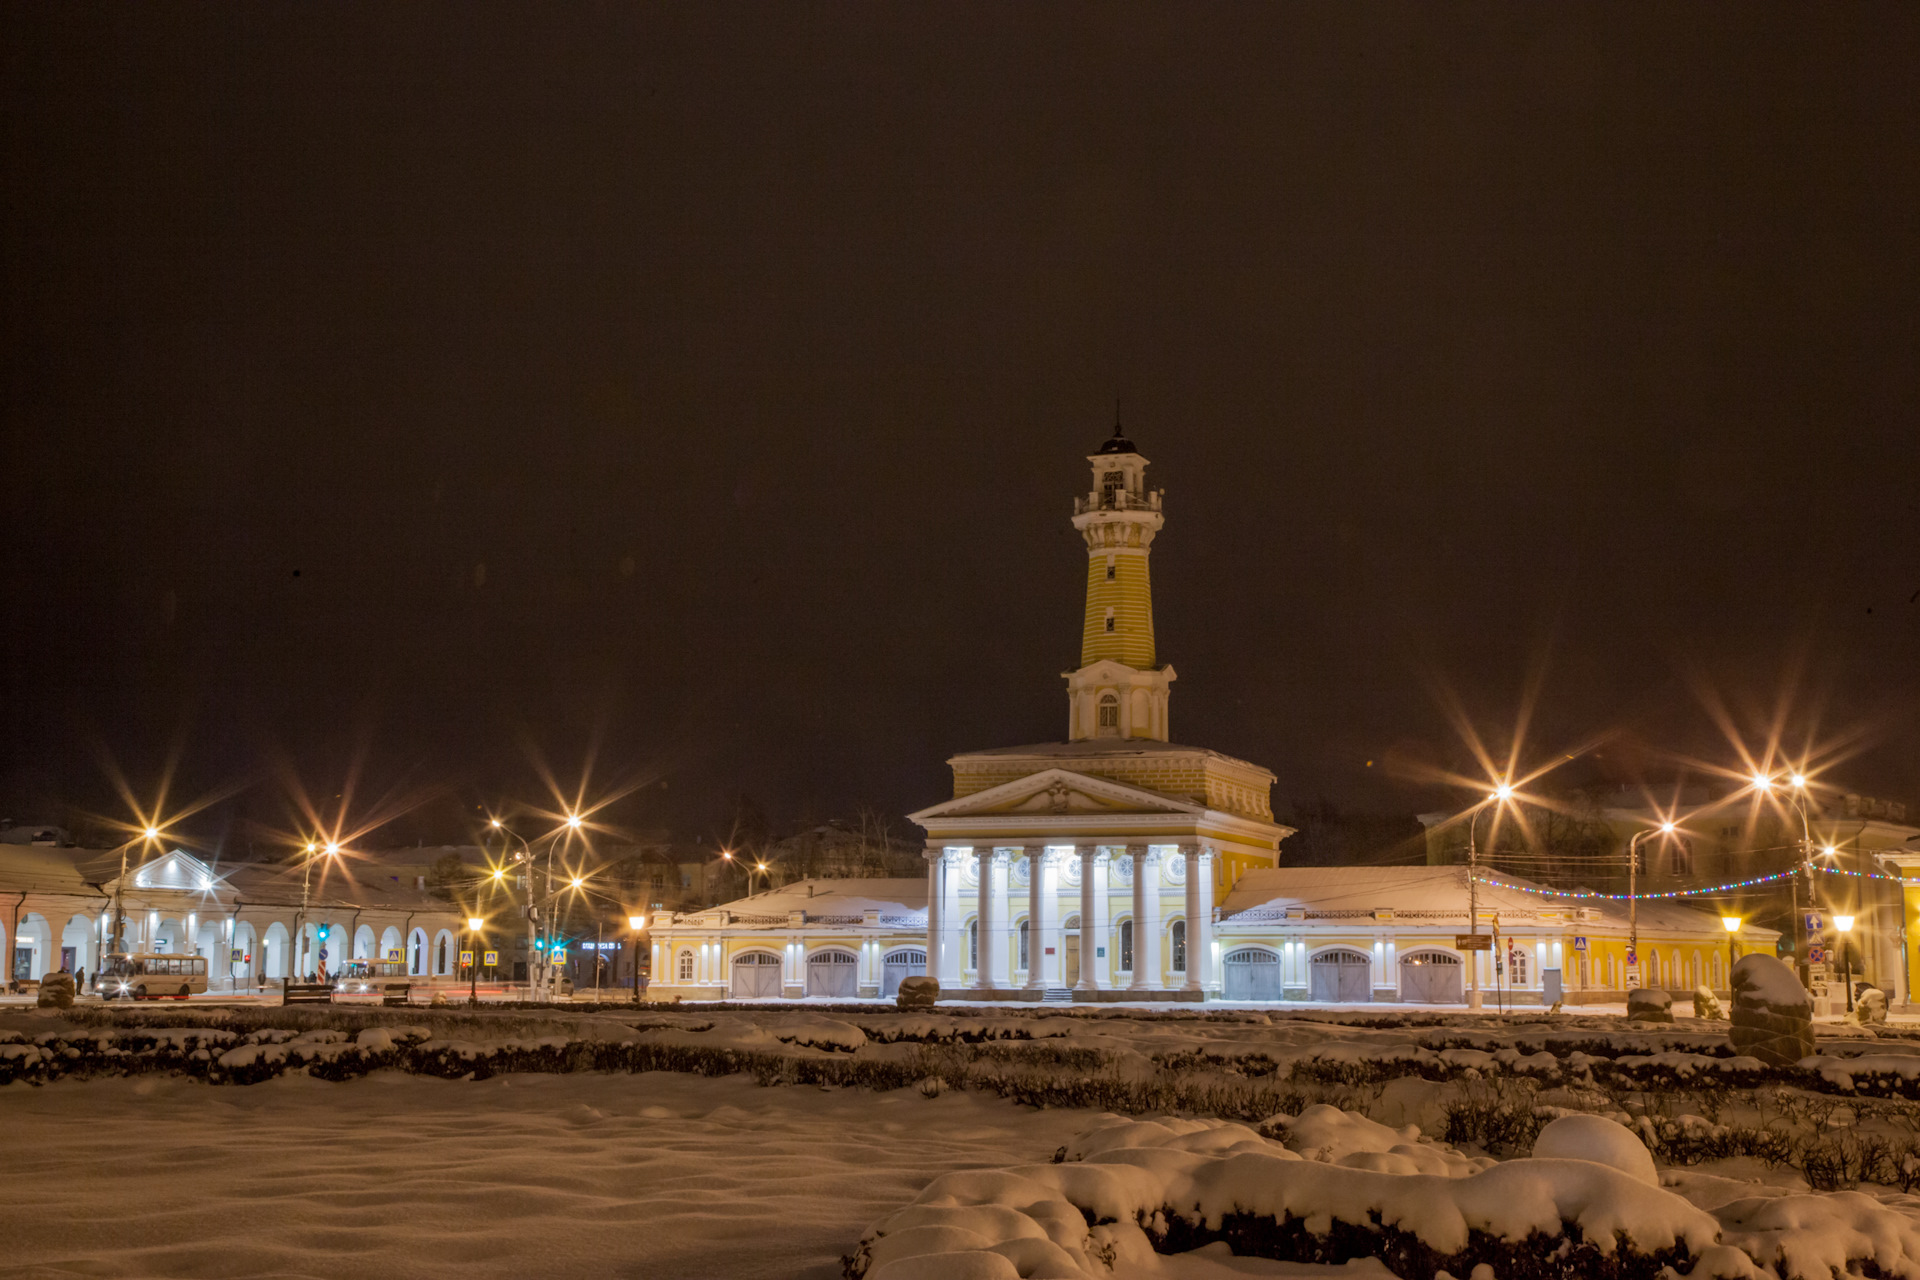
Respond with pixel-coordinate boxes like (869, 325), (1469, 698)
(281, 982), (334, 1006)
(380, 983), (413, 1007)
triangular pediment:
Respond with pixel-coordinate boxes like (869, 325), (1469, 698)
(130, 848), (220, 892)
(909, 768), (1204, 822)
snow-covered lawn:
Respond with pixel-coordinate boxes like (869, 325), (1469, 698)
(10, 1004), (1920, 1277)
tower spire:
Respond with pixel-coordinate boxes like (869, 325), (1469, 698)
(1064, 427), (1174, 741)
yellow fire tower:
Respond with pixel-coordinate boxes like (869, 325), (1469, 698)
(1065, 427), (1175, 741)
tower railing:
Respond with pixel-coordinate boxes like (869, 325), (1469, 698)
(1074, 491), (1162, 515)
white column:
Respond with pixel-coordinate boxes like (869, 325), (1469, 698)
(941, 851), (964, 985)
(974, 845), (997, 990)
(1075, 844), (1098, 992)
(1091, 851), (1112, 989)
(925, 849), (942, 984)
(989, 850), (1011, 988)
(1191, 847), (1215, 994)
(1181, 845), (1203, 992)
(1038, 848), (1061, 987)
(1025, 846), (1047, 991)
(1130, 846), (1161, 993)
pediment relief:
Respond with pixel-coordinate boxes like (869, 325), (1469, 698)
(911, 768), (1201, 821)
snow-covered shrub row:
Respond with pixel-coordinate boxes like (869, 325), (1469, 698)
(846, 1112), (1920, 1280)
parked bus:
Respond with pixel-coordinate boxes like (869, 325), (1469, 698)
(98, 953), (208, 1000)
(333, 958), (410, 995)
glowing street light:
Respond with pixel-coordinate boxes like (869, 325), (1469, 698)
(1721, 915), (1741, 990)
(466, 915), (485, 1006)
(627, 913), (647, 1006)
(1627, 821), (1685, 980)
(1463, 781), (1517, 1010)
(1833, 914), (1857, 1012)
(566, 813), (583, 831)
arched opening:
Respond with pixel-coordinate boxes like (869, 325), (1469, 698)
(880, 948), (926, 997)
(232, 921), (258, 990)
(1097, 693), (1120, 736)
(1119, 919), (1134, 973)
(1309, 947), (1370, 1002)
(1398, 950), (1464, 1004)
(354, 924), (377, 960)
(434, 930), (455, 976)
(13, 912), (52, 982)
(967, 920), (979, 971)
(380, 926), (402, 962)
(262, 922), (290, 980)
(676, 949), (695, 982)
(409, 928), (429, 975)
(730, 950), (783, 999)
(1222, 947), (1282, 1001)
(61, 913), (95, 979)
(1062, 914), (1082, 986)
(1170, 920), (1187, 973)
(1017, 919), (1030, 972)
(805, 949), (857, 998)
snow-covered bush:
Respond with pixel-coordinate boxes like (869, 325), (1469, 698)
(1692, 985), (1722, 1019)
(1625, 988), (1673, 1023)
(1730, 953), (1814, 1067)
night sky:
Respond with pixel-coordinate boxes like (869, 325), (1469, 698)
(5, 6), (1917, 849)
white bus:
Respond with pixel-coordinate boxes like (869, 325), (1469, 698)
(98, 953), (209, 1000)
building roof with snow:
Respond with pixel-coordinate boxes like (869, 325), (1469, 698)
(1221, 864), (1779, 942)
(671, 877), (927, 930)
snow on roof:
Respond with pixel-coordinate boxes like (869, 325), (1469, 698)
(0, 844), (101, 895)
(697, 877), (927, 923)
(1222, 864), (1777, 939)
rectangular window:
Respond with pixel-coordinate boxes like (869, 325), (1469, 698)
(1105, 558), (1116, 581)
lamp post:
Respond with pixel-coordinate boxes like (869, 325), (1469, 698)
(466, 915), (484, 1007)
(1721, 916), (1741, 992)
(628, 914), (646, 1006)
(1626, 822), (1678, 987)
(1464, 783), (1513, 1011)
(109, 826), (165, 972)
(488, 818), (539, 1000)
(292, 841), (339, 981)
(1834, 914), (1857, 1012)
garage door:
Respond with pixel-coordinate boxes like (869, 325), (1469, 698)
(806, 950), (858, 998)
(731, 952), (783, 999)
(1399, 951), (1464, 1004)
(1309, 949), (1371, 1003)
(1222, 948), (1283, 1001)
(881, 949), (926, 996)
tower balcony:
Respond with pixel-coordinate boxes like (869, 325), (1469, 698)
(1074, 490), (1162, 516)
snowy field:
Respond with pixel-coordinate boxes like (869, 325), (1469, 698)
(9, 1001), (1920, 1278)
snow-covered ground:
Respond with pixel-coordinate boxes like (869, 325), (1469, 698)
(10, 1003), (1920, 1278)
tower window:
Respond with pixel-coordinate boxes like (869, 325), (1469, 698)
(1101, 471), (1124, 507)
(1104, 607), (1115, 633)
(1105, 557), (1116, 581)
(1098, 695), (1119, 728)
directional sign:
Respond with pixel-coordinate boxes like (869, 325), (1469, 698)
(1805, 914), (1823, 932)
(483, 950), (499, 967)
(318, 948), (328, 961)
(1572, 937), (1588, 952)
(1454, 934), (1493, 950)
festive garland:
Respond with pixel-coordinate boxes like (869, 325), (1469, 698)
(1470, 863), (1899, 902)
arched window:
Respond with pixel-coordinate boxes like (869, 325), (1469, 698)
(1018, 919), (1029, 970)
(1170, 920), (1187, 972)
(1098, 694), (1119, 728)
(1119, 919), (1134, 972)
(1506, 945), (1528, 986)
(436, 936), (447, 973)
(677, 950), (695, 981)
(968, 920), (978, 969)
(1646, 951), (1660, 986)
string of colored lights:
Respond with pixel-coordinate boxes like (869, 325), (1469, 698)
(1471, 863), (1900, 902)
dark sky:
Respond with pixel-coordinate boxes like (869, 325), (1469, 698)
(5, 5), (1917, 848)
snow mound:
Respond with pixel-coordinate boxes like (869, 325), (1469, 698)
(1530, 1113), (1658, 1186)
(1263, 1103), (1489, 1177)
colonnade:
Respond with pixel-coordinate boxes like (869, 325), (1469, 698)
(924, 841), (1216, 995)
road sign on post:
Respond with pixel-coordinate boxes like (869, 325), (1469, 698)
(484, 950), (499, 967)
(1454, 934), (1493, 950)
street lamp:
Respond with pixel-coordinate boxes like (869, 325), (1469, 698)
(1464, 782), (1515, 1011)
(1721, 916), (1741, 992)
(466, 915), (485, 1007)
(1834, 914), (1857, 1012)
(292, 841), (339, 981)
(628, 913), (647, 1006)
(1626, 821), (1679, 984)
(109, 824), (167, 975)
